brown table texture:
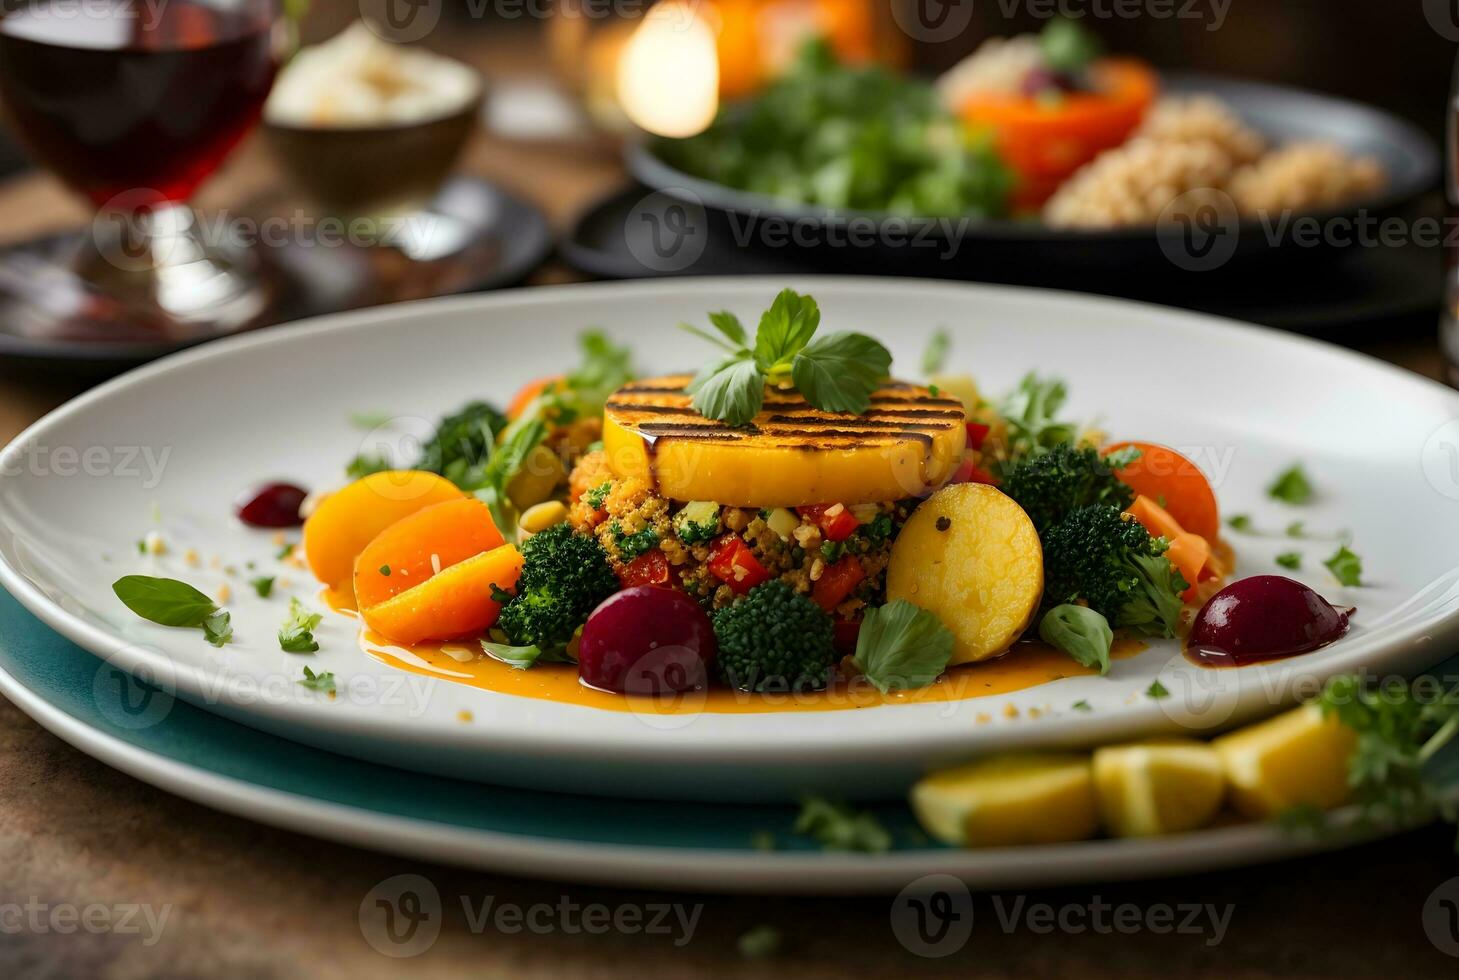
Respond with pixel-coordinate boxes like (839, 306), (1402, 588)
(2, 24), (1458, 980)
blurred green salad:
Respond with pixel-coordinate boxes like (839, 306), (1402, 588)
(652, 40), (1013, 218)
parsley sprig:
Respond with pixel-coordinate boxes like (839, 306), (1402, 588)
(680, 289), (892, 426)
(1315, 674), (1459, 839)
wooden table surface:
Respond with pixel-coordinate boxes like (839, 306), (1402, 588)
(1, 26), (1458, 979)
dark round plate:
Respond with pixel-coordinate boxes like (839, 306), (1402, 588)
(0, 177), (551, 377)
(625, 72), (1439, 281)
(559, 184), (1443, 335)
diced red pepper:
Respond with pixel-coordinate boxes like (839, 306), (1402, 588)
(949, 458), (999, 486)
(965, 421), (990, 451)
(798, 503), (859, 542)
(619, 549), (670, 588)
(813, 556), (866, 612)
(707, 535), (769, 594)
(832, 618), (862, 657)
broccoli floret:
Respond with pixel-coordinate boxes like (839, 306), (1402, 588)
(584, 481), (613, 511)
(608, 521), (660, 562)
(416, 401), (509, 489)
(496, 525), (619, 650)
(712, 581), (838, 692)
(1041, 505), (1188, 638)
(1002, 444), (1138, 532)
(673, 501), (721, 545)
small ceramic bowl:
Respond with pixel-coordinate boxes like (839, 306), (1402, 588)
(264, 91), (484, 217)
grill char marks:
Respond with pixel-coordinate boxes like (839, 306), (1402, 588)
(606, 375), (961, 453)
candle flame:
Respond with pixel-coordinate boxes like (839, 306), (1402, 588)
(616, 2), (720, 139)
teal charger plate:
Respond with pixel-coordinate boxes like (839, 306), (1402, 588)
(0, 588), (1410, 894)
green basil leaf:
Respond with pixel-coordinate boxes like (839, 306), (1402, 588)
(686, 354), (765, 426)
(1038, 604), (1113, 674)
(791, 331), (891, 415)
(851, 599), (955, 693)
(707, 310), (749, 347)
(753, 289), (820, 371)
(112, 575), (217, 627)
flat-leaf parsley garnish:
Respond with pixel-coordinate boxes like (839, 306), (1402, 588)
(794, 796), (892, 853)
(851, 599), (955, 692)
(1324, 545), (1363, 586)
(202, 610), (232, 648)
(279, 597), (323, 653)
(1268, 464), (1313, 504)
(680, 289), (892, 426)
(298, 665), (336, 694)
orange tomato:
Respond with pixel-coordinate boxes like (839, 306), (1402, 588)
(958, 58), (1158, 209)
(352, 497), (505, 610)
(1106, 441), (1220, 543)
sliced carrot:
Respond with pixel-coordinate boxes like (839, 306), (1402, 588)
(1165, 532), (1214, 601)
(303, 471), (464, 589)
(353, 497), (505, 610)
(1125, 494), (1185, 542)
(1106, 441), (1220, 542)
(361, 543), (524, 645)
(506, 375), (563, 420)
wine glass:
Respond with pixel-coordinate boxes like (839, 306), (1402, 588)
(0, 0), (289, 345)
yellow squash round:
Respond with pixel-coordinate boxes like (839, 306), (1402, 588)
(601, 375), (967, 507)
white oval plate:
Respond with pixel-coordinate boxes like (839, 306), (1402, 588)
(2, 277), (1458, 802)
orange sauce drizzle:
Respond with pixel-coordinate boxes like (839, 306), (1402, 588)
(330, 584), (1146, 714)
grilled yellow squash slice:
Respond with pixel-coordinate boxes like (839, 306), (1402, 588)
(601, 375), (967, 507)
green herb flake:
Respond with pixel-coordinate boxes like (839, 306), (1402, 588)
(737, 925), (783, 960)
(298, 665), (336, 694)
(202, 610), (232, 648)
(275, 541), (296, 561)
(585, 481), (613, 510)
(1275, 552), (1302, 570)
(851, 600), (955, 693)
(249, 576), (275, 598)
(1324, 545), (1363, 587)
(1286, 520), (1306, 538)
(1226, 514), (1253, 532)
(349, 410), (393, 430)
(1071, 699), (1092, 712)
(379, 565), (391, 576)
(1145, 679), (1170, 700)
(278, 597), (323, 653)
(921, 328), (951, 375)
(794, 796), (891, 853)
(750, 830), (777, 851)
(1268, 464), (1314, 505)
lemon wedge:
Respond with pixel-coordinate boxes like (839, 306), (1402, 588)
(910, 754), (1099, 847)
(1212, 704), (1356, 819)
(1092, 738), (1226, 837)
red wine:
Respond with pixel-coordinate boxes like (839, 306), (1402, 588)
(0, 0), (278, 206)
